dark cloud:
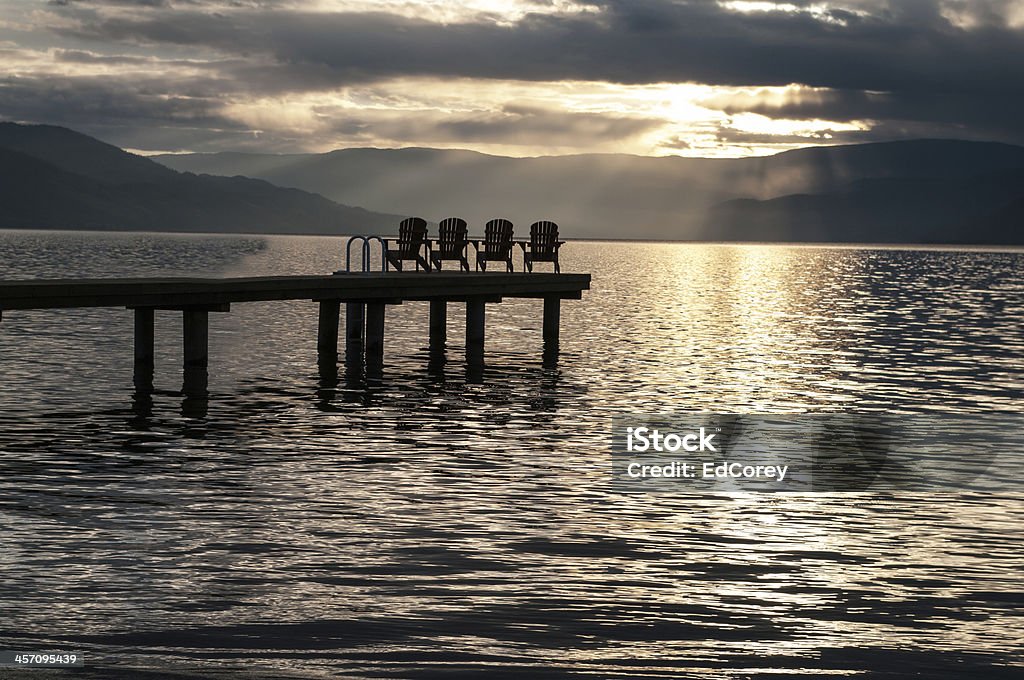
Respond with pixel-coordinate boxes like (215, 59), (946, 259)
(51, 1), (1024, 93)
(704, 87), (1024, 144)
(0, 72), (657, 152)
(0, 74), (237, 129)
(48, 1), (167, 6)
(7, 0), (1024, 151)
(53, 48), (151, 64)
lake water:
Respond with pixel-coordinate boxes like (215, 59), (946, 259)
(0, 230), (1021, 678)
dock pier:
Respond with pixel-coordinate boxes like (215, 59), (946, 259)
(0, 272), (591, 397)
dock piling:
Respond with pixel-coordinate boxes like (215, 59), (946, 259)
(429, 300), (447, 350)
(133, 307), (155, 391)
(345, 302), (365, 360)
(316, 300), (342, 386)
(466, 298), (486, 365)
(365, 302), (386, 375)
(543, 296), (561, 345)
(317, 300), (341, 363)
(182, 308), (209, 396)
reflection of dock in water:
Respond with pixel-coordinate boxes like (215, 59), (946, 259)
(0, 272), (590, 399)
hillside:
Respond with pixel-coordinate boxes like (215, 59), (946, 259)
(0, 123), (402, 234)
(4, 121), (1022, 243)
(708, 169), (1024, 244)
(156, 140), (1024, 242)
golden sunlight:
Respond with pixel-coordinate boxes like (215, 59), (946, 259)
(212, 79), (864, 157)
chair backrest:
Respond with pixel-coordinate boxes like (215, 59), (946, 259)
(397, 217), (428, 251)
(483, 218), (514, 255)
(437, 217), (468, 252)
(530, 220), (559, 257)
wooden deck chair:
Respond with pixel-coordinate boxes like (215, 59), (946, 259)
(474, 218), (515, 272)
(523, 220), (564, 273)
(384, 217), (430, 271)
(430, 217), (470, 271)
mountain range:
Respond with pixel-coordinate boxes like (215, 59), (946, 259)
(0, 122), (400, 234)
(2, 120), (1023, 243)
(156, 140), (1024, 243)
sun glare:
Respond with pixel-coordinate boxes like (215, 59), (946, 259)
(720, 0), (866, 24)
(307, 0), (601, 23)
(151, 77), (877, 157)
(728, 112), (865, 137)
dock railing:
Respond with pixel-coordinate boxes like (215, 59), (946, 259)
(341, 235), (387, 273)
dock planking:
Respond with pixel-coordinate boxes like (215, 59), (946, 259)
(0, 271), (591, 397)
(0, 272), (589, 310)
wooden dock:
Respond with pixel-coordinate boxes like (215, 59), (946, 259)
(0, 271), (591, 395)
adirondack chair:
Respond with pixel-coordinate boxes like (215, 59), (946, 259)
(430, 217), (470, 271)
(522, 220), (564, 273)
(474, 218), (515, 272)
(384, 217), (430, 271)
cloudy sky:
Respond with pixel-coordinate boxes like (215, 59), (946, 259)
(1, 0), (1023, 157)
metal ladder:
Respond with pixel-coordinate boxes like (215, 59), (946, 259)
(337, 235), (387, 273)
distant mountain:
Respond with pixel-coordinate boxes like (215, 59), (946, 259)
(157, 148), (729, 237)
(156, 140), (1024, 243)
(709, 169), (1024, 243)
(4, 122), (1022, 243)
(0, 122), (178, 185)
(737, 139), (1024, 194)
(0, 122), (401, 234)
(961, 192), (1024, 241)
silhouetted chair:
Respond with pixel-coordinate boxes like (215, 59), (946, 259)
(474, 218), (515, 272)
(522, 220), (564, 273)
(430, 217), (470, 271)
(384, 217), (430, 271)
